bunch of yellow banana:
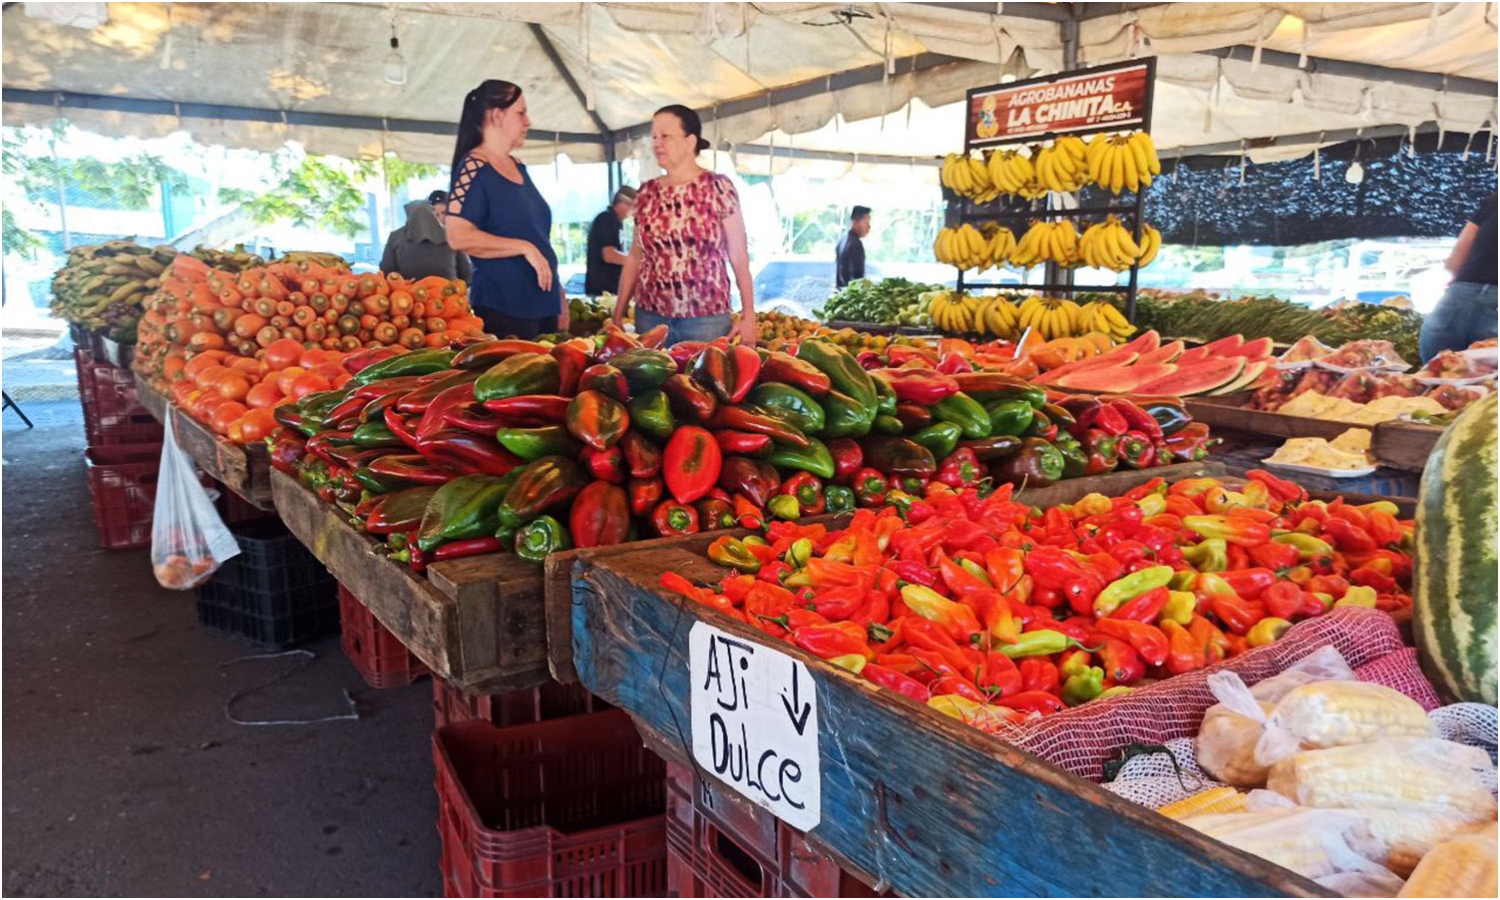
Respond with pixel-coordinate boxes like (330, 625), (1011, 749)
(1080, 299), (1137, 340)
(933, 224), (1016, 271)
(1085, 131), (1161, 195)
(986, 149), (1046, 199)
(1078, 217), (1163, 271)
(1034, 135), (1090, 193)
(973, 293), (1021, 338)
(1017, 296), (1089, 340)
(927, 290), (983, 334)
(1010, 219), (1081, 268)
(939, 152), (999, 202)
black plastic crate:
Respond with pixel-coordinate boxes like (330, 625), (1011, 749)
(194, 520), (338, 649)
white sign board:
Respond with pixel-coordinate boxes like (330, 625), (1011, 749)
(689, 621), (821, 831)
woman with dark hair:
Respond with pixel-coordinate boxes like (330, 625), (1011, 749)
(443, 80), (567, 339)
(612, 104), (756, 345)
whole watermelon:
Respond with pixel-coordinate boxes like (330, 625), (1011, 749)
(1412, 390), (1497, 704)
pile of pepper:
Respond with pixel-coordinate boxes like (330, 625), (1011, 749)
(681, 470), (1414, 728)
(266, 322), (1211, 572)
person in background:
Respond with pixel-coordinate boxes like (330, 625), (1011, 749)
(380, 190), (471, 282)
(835, 205), (871, 288)
(612, 105), (756, 346)
(443, 80), (567, 339)
(1420, 192), (1497, 361)
(585, 186), (637, 296)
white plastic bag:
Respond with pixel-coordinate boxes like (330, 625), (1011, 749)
(150, 417), (241, 590)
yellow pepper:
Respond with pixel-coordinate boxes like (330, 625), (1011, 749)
(1160, 591), (1197, 625)
(1135, 493), (1167, 518)
(1359, 500), (1401, 516)
(1273, 532), (1335, 560)
(1246, 617), (1291, 646)
(1070, 492), (1112, 518)
(826, 653), (867, 674)
(1335, 585), (1378, 608)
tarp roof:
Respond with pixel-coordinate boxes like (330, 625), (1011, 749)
(3, 2), (1495, 170)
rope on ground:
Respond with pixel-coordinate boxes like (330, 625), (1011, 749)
(219, 649), (361, 726)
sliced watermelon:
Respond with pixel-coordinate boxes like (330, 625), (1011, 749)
(1135, 340), (1185, 366)
(1226, 336), (1275, 360)
(1034, 349), (1139, 384)
(1121, 330), (1161, 355)
(1177, 335), (1245, 366)
(1132, 357), (1245, 396)
(1054, 363), (1178, 393)
(1207, 360), (1269, 395)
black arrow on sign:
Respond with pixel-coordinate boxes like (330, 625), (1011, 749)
(781, 662), (812, 735)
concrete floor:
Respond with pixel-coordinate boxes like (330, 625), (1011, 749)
(2, 423), (443, 897)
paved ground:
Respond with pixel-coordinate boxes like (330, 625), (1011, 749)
(2, 424), (443, 897)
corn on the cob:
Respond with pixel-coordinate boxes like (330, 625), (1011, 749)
(1159, 787), (1246, 820)
(1397, 830), (1498, 897)
(1266, 738), (1496, 821)
(1179, 809), (1370, 879)
(1197, 700), (1275, 786)
(1267, 682), (1430, 752)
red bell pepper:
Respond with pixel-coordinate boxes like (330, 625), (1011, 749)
(827, 438), (864, 485)
(619, 431), (662, 479)
(1018, 658), (1059, 694)
(870, 368), (960, 404)
(628, 477), (664, 517)
(1261, 582), (1305, 620)
(936, 447), (984, 488)
(727, 345), (761, 403)
(582, 445), (627, 484)
(863, 663), (929, 702)
(570, 481), (630, 549)
(651, 499), (700, 536)
(482, 395), (571, 424)
(1077, 403), (1129, 436)
(853, 468), (889, 507)
(416, 429), (523, 477)
(1115, 431), (1156, 469)
(709, 404), (809, 449)
(550, 341), (590, 395)
(713, 429), (773, 457)
(780, 472), (826, 516)
(1108, 400), (1164, 443)
(1209, 593), (1266, 636)
(663, 426), (722, 504)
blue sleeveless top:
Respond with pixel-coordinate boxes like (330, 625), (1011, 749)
(450, 155), (561, 318)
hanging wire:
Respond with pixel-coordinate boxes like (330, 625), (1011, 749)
(1238, 140), (1247, 186)
(1297, 17), (1309, 68)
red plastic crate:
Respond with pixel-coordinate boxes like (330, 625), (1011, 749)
(86, 443), (162, 550)
(665, 762), (883, 898)
(338, 585), (429, 689)
(432, 676), (605, 728)
(433, 711), (668, 897)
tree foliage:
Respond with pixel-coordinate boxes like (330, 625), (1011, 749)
(220, 151), (441, 239)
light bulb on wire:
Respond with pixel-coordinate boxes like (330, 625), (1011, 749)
(1345, 160), (1364, 185)
(383, 32), (407, 85)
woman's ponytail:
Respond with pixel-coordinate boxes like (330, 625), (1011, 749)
(450, 80), (523, 189)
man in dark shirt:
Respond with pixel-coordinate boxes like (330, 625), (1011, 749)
(1420, 192), (1498, 361)
(835, 206), (872, 288)
(585, 186), (637, 296)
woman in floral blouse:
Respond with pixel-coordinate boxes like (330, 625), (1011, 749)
(612, 105), (756, 346)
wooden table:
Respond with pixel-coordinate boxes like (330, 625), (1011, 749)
(136, 380), (276, 510)
(1186, 397), (1442, 473)
(566, 543), (1328, 898)
(271, 470), (551, 694)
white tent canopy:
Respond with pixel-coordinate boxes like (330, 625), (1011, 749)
(3, 2), (1495, 169)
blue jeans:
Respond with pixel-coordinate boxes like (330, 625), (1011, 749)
(635, 309), (732, 346)
(1420, 282), (1498, 362)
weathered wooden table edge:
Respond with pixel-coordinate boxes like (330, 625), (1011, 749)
(135, 379), (275, 510)
(270, 470), (551, 693)
(567, 546), (1330, 899)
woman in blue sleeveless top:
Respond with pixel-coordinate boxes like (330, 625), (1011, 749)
(443, 81), (568, 339)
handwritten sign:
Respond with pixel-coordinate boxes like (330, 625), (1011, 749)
(967, 60), (1152, 147)
(690, 621), (821, 831)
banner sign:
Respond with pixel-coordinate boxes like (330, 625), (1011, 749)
(967, 60), (1153, 147)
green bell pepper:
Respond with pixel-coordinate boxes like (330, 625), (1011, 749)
(1053, 432), (1089, 480)
(349, 348), (456, 386)
(514, 515), (572, 562)
(767, 495), (801, 521)
(474, 352), (562, 402)
(745, 383), (826, 435)
(932, 392), (991, 440)
(910, 422), (963, 460)
(871, 376), (898, 416)
(627, 389), (676, 441)
(497, 456), (588, 531)
(795, 338), (876, 408)
(823, 484), (856, 514)
(872, 414), (904, 435)
(768, 437), (836, 479)
(818, 390), (876, 439)
(350, 420), (402, 448)
(495, 425), (582, 462)
(610, 348), (676, 395)
(985, 399), (1035, 437)
(415, 472), (517, 552)
(1062, 666), (1106, 706)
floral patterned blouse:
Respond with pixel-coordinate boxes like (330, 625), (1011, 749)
(632, 172), (740, 317)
